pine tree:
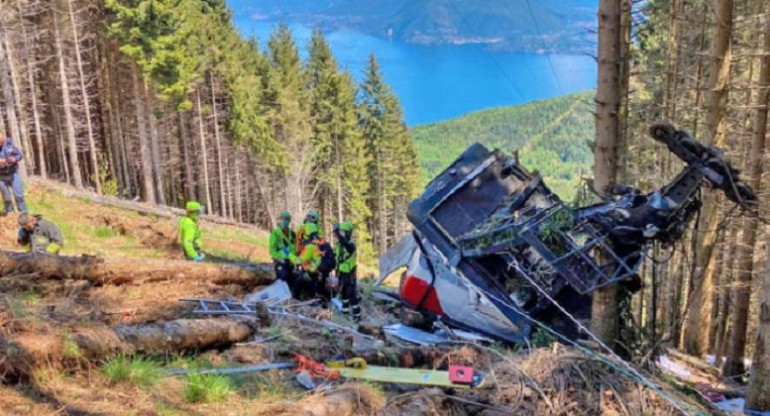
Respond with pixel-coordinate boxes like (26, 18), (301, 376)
(358, 54), (391, 254)
(265, 23), (311, 217)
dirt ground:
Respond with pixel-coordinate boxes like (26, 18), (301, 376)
(0, 184), (719, 416)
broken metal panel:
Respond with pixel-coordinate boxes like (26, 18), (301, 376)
(383, 323), (449, 346)
(244, 280), (292, 306)
(376, 233), (417, 286)
(408, 143), (531, 260)
(383, 323), (494, 346)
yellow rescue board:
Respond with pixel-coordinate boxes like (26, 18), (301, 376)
(337, 366), (475, 389)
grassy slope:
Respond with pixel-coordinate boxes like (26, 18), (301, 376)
(0, 182), (271, 262)
(412, 91), (595, 200)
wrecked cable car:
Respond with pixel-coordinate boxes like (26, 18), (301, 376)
(378, 122), (757, 344)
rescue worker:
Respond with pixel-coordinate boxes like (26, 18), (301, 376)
(179, 201), (204, 261)
(0, 136), (26, 215)
(295, 210), (320, 254)
(292, 223), (323, 301)
(334, 221), (360, 321)
(316, 233), (336, 307)
(269, 211), (297, 288)
(17, 213), (63, 255)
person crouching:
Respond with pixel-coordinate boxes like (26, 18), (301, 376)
(17, 213), (63, 255)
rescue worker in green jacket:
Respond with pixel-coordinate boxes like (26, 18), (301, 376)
(291, 223), (323, 300)
(269, 211), (297, 289)
(17, 213), (63, 255)
(334, 221), (360, 321)
(179, 201), (204, 261)
(295, 210), (320, 254)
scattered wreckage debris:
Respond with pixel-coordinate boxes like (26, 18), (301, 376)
(0, 250), (273, 287)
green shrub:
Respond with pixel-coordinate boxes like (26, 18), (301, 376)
(103, 356), (162, 387)
(184, 373), (232, 403)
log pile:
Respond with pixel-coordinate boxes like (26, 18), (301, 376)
(0, 318), (260, 379)
(0, 250), (273, 287)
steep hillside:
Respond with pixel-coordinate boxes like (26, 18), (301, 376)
(232, 0), (596, 53)
(412, 92), (594, 199)
(0, 180), (270, 262)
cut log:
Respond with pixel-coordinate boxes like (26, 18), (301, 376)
(0, 250), (273, 287)
(0, 318), (259, 380)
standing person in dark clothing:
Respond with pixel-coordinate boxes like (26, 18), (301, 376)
(0, 136), (25, 215)
(334, 221), (360, 321)
(316, 234), (337, 307)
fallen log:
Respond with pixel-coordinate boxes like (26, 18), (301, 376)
(0, 250), (273, 287)
(0, 318), (259, 380)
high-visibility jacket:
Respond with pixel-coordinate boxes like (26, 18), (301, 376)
(295, 222), (322, 254)
(335, 238), (357, 274)
(269, 226), (296, 261)
(179, 215), (202, 259)
(295, 243), (322, 273)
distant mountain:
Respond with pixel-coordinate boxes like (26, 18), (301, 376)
(228, 0), (597, 54)
(412, 92), (595, 199)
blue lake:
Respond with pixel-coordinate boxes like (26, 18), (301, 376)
(231, 15), (597, 126)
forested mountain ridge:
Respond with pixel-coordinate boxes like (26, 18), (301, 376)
(412, 92), (594, 199)
(0, 0), (421, 263)
(229, 0), (597, 54)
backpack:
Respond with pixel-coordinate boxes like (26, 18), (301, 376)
(318, 241), (336, 273)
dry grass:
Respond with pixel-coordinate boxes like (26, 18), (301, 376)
(0, 182), (271, 263)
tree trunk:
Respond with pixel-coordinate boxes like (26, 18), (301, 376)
(53, 12), (83, 188)
(235, 154), (243, 222)
(723, 10), (768, 377)
(590, 0), (623, 347)
(1, 18), (31, 177)
(690, 8), (708, 137)
(67, 0), (99, 193)
(132, 66), (155, 204)
(714, 223), (738, 359)
(178, 110), (194, 199)
(195, 89), (213, 210)
(145, 84), (166, 205)
(0, 31), (24, 175)
(22, 24), (45, 178)
(0, 318), (259, 380)
(684, 0), (733, 357)
(0, 250), (273, 287)
(747, 233), (770, 410)
(210, 73), (226, 217)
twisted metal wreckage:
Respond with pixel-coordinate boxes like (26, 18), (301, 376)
(378, 122), (758, 345)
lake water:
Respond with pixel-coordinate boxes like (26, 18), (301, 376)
(232, 15), (597, 126)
